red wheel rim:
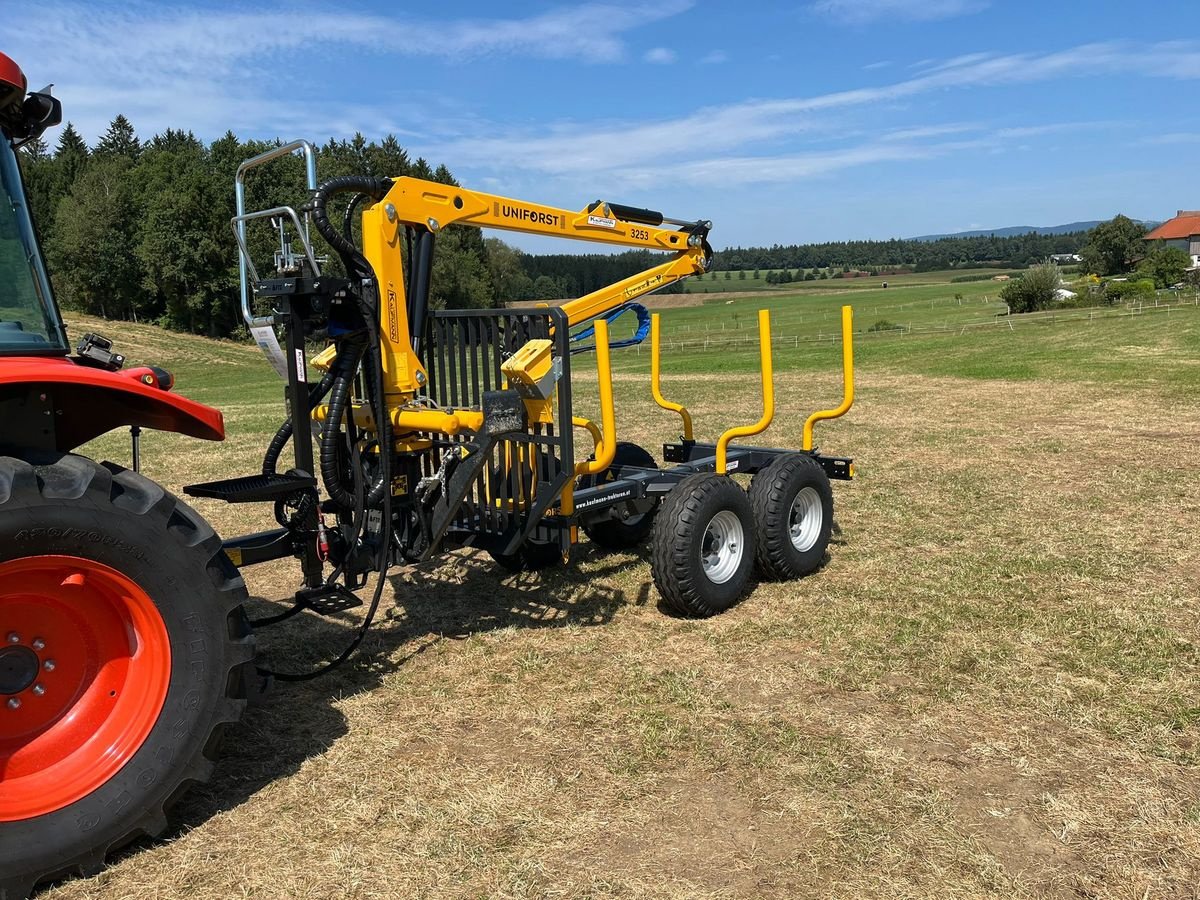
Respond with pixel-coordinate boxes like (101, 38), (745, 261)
(0, 555), (171, 821)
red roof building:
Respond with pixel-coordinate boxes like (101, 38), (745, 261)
(1143, 210), (1200, 267)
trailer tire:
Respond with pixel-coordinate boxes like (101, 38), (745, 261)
(484, 450), (567, 573)
(488, 539), (562, 573)
(650, 474), (754, 617)
(748, 454), (833, 581)
(0, 452), (254, 900)
(579, 442), (661, 550)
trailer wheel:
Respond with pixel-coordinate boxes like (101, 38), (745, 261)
(485, 453), (564, 573)
(578, 442), (661, 550)
(0, 452), (254, 900)
(488, 539), (562, 573)
(748, 454), (833, 580)
(650, 474), (754, 617)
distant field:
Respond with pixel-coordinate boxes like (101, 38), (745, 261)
(52, 287), (1200, 899)
(683, 267), (1021, 293)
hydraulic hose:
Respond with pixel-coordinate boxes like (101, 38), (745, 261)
(318, 339), (368, 509)
(262, 370), (337, 476)
(309, 175), (392, 279)
(342, 192), (368, 245)
(255, 175), (399, 682)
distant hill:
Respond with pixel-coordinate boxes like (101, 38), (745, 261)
(910, 220), (1159, 241)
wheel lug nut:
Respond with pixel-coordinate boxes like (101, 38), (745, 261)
(31, 638), (45, 651)
(6, 698), (19, 709)
(32, 684), (45, 696)
(43, 660), (56, 672)
(6, 632), (19, 644)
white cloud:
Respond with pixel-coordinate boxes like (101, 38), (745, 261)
(419, 41), (1197, 185)
(643, 47), (678, 65)
(10, 1), (695, 141)
(700, 50), (729, 65)
(863, 60), (892, 70)
(810, 0), (988, 25)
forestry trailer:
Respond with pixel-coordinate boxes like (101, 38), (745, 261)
(0, 51), (855, 897)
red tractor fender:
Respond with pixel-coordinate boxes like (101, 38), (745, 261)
(0, 357), (224, 452)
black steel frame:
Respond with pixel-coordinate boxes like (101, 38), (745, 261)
(421, 307), (575, 557)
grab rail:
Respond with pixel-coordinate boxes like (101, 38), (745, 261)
(233, 139), (319, 328)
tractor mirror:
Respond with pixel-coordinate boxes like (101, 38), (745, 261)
(19, 89), (61, 141)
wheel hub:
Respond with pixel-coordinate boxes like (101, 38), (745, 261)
(0, 555), (171, 822)
(700, 509), (744, 584)
(788, 486), (823, 552)
(0, 645), (39, 695)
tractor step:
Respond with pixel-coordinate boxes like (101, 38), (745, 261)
(296, 583), (364, 616)
(184, 472), (316, 503)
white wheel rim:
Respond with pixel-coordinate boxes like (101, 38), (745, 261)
(700, 509), (744, 584)
(789, 486), (823, 552)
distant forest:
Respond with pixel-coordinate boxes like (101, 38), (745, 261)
(19, 117), (1093, 338)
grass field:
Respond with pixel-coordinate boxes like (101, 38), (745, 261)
(45, 274), (1200, 899)
(682, 268), (1023, 294)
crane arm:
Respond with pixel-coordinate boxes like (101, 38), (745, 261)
(373, 176), (712, 326)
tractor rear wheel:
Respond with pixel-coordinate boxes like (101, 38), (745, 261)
(0, 452), (254, 900)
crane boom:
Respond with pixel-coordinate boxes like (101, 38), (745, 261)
(358, 175), (712, 400)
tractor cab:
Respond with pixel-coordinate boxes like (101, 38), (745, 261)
(0, 132), (67, 353)
(0, 50), (67, 355)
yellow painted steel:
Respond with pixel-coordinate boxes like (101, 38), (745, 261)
(352, 178), (709, 449)
(560, 254), (701, 326)
(359, 201), (427, 401)
(715, 309), (775, 475)
(314, 403), (485, 438)
(561, 416), (602, 517)
(573, 319), (616, 478)
(372, 177), (708, 329)
(313, 401), (374, 428)
(572, 416), (603, 453)
(500, 339), (554, 394)
(802, 306), (855, 451)
(650, 313), (694, 441)
(378, 178), (702, 255)
(391, 407), (484, 436)
(311, 343), (338, 372)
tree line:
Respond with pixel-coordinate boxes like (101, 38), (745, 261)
(19, 117), (505, 337)
(17, 115), (1129, 341)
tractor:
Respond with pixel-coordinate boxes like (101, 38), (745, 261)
(0, 51), (854, 898)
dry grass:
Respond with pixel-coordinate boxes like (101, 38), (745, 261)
(40, 324), (1200, 899)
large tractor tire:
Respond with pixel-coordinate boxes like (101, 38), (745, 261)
(0, 452), (255, 900)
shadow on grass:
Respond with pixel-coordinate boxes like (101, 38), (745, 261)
(166, 544), (649, 835)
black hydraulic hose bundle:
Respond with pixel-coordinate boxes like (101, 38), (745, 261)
(256, 174), (397, 682)
(316, 337), (367, 509)
(342, 192), (368, 245)
(262, 370), (337, 476)
(309, 175), (392, 280)
(307, 174), (396, 512)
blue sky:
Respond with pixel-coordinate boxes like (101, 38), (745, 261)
(7, 0), (1200, 250)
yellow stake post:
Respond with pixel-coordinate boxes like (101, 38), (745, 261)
(715, 309), (775, 474)
(802, 305), (855, 451)
(650, 313), (694, 440)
